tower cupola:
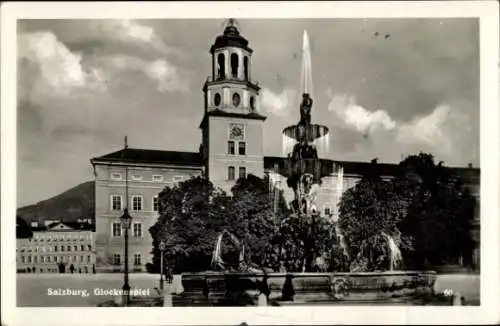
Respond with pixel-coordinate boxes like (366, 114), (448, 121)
(210, 19), (252, 54)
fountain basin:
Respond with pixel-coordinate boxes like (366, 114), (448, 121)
(283, 124), (329, 142)
(172, 271), (440, 306)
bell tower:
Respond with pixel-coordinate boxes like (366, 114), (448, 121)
(200, 19), (266, 192)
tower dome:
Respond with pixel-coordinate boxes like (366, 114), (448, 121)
(210, 19), (252, 54)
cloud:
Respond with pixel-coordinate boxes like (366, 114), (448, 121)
(18, 31), (106, 98)
(94, 20), (170, 53)
(397, 104), (450, 145)
(109, 55), (188, 92)
(326, 92), (474, 161)
(327, 93), (396, 133)
(261, 88), (297, 117)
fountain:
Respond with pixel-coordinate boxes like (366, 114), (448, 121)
(172, 30), (441, 307)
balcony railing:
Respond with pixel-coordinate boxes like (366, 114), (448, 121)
(205, 75), (259, 86)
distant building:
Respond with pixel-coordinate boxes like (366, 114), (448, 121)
(90, 21), (481, 273)
(16, 221), (95, 274)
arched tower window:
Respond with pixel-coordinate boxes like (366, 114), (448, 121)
(243, 56), (249, 80)
(231, 53), (239, 78)
(217, 53), (226, 80)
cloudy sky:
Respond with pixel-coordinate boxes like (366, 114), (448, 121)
(17, 18), (479, 207)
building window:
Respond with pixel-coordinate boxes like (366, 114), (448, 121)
(249, 96), (255, 112)
(73, 245), (78, 251)
(133, 222), (143, 237)
(111, 195), (122, 211)
(238, 142), (246, 155)
(244, 56), (249, 80)
(228, 166), (235, 180)
(73, 256), (77, 262)
(217, 53), (225, 79)
(47, 256), (51, 263)
(153, 196), (160, 212)
(21, 256), (25, 263)
(54, 256), (58, 263)
(133, 253), (141, 266)
(80, 256), (84, 262)
(132, 174), (142, 181)
(324, 206), (331, 216)
(28, 256), (32, 263)
(67, 246), (71, 252)
(112, 254), (121, 265)
(214, 93), (221, 106)
(227, 141), (235, 155)
(132, 196), (143, 211)
(111, 173), (122, 181)
(239, 167), (247, 179)
(54, 246), (58, 252)
(60, 245), (64, 252)
(88, 245), (92, 251)
(173, 176), (184, 183)
(112, 222), (122, 237)
(231, 53), (239, 78)
(152, 175), (163, 183)
(34, 256), (38, 263)
(81, 245), (84, 251)
(87, 255), (91, 263)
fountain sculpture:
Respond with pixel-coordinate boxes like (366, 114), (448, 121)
(172, 29), (441, 307)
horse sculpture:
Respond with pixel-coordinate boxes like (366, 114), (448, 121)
(211, 229), (260, 272)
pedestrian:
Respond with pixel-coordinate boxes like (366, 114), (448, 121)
(70, 264), (75, 274)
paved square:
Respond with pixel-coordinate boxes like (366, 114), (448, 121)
(16, 273), (479, 307)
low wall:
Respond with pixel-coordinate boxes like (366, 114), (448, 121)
(173, 271), (439, 306)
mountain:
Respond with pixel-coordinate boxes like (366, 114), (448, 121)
(17, 181), (95, 224)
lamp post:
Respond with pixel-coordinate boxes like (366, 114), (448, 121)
(120, 207), (132, 306)
(159, 240), (166, 292)
(119, 136), (132, 306)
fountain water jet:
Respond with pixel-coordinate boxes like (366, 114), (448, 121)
(381, 232), (403, 271)
(300, 30), (314, 99)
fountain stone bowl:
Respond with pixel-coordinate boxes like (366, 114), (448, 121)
(283, 124), (329, 143)
(172, 270), (442, 306)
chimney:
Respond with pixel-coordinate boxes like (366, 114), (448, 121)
(467, 163), (473, 168)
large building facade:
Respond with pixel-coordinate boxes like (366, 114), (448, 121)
(91, 22), (480, 273)
(16, 221), (95, 273)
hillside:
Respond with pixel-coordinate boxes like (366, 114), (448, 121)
(17, 181), (95, 224)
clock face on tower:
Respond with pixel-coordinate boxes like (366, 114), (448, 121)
(232, 92), (241, 107)
(229, 123), (244, 140)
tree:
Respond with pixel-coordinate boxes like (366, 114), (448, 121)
(16, 215), (33, 239)
(149, 176), (230, 273)
(395, 153), (477, 269)
(338, 159), (413, 271)
(338, 153), (477, 271)
(226, 174), (290, 270)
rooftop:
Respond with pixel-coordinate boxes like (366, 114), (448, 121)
(91, 148), (203, 167)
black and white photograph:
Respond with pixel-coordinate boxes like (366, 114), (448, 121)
(1, 1), (499, 325)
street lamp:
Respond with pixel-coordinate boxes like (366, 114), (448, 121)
(119, 137), (132, 306)
(159, 240), (166, 292)
(120, 207), (132, 306)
